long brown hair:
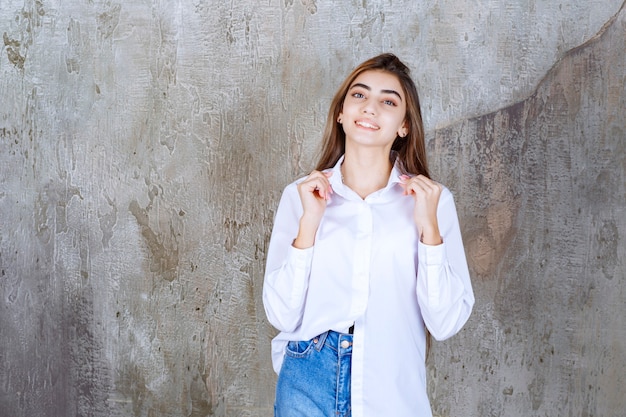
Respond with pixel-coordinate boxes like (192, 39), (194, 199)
(315, 53), (429, 177)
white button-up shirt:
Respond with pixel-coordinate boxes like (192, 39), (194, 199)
(263, 155), (475, 416)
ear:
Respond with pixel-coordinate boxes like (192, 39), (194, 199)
(337, 110), (344, 124)
(398, 121), (409, 138)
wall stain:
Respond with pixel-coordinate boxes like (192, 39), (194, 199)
(66, 288), (112, 416)
(33, 182), (82, 242)
(190, 370), (213, 417)
(115, 362), (148, 416)
(128, 184), (181, 282)
(592, 219), (618, 280)
(98, 194), (118, 248)
(300, 0), (317, 14)
(2, 0), (46, 70)
(129, 199), (180, 282)
(97, 3), (121, 39)
(65, 18), (82, 74)
(359, 11), (383, 40)
(224, 218), (250, 252)
(3, 33), (25, 69)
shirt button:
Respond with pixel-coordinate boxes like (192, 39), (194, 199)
(340, 340), (350, 349)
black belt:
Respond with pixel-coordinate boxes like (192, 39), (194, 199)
(348, 324), (354, 334)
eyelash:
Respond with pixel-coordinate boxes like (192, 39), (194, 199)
(352, 92), (396, 106)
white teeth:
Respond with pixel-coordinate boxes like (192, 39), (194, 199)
(356, 120), (378, 129)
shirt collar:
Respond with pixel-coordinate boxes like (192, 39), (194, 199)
(327, 154), (404, 201)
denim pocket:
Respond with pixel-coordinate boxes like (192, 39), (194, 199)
(285, 339), (315, 358)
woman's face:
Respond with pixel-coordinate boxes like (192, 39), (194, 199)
(338, 70), (408, 152)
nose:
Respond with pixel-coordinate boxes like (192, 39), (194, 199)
(361, 100), (376, 115)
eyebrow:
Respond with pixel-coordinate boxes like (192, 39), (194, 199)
(349, 82), (403, 101)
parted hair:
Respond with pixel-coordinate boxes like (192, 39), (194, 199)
(315, 53), (429, 178)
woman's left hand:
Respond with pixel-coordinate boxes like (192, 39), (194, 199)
(399, 174), (443, 245)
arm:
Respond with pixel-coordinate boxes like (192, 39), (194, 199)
(262, 183), (311, 332)
(416, 188), (475, 340)
(262, 172), (333, 332)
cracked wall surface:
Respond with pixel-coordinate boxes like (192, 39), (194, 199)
(1, 1), (625, 416)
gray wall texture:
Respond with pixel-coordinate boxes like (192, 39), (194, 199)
(1, 0), (625, 416)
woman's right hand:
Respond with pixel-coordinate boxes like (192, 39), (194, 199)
(293, 170), (333, 248)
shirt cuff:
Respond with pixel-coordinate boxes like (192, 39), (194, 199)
(287, 244), (314, 268)
(418, 240), (446, 265)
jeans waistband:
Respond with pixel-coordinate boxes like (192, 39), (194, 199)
(312, 330), (353, 352)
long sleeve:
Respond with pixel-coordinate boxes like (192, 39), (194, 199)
(416, 187), (475, 341)
(262, 182), (313, 333)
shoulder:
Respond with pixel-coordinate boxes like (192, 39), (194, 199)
(435, 183), (460, 216)
(438, 183), (453, 201)
(282, 169), (331, 193)
(282, 175), (307, 194)
(277, 175), (308, 207)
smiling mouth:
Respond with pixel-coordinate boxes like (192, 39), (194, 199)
(355, 120), (379, 130)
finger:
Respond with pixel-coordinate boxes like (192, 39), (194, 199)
(398, 174), (412, 195)
(302, 171), (333, 200)
(401, 177), (428, 197)
(407, 175), (440, 195)
(400, 175), (441, 200)
(307, 170), (333, 183)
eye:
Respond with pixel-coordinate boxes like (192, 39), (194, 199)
(352, 92), (365, 99)
(383, 99), (397, 106)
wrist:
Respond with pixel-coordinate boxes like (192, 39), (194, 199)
(420, 225), (442, 246)
(293, 216), (320, 249)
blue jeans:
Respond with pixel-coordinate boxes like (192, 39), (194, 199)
(275, 330), (353, 417)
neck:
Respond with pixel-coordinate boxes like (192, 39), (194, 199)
(341, 147), (393, 199)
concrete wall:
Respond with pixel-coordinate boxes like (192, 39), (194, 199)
(1, 1), (624, 416)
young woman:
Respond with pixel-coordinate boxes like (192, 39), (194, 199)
(263, 53), (475, 417)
